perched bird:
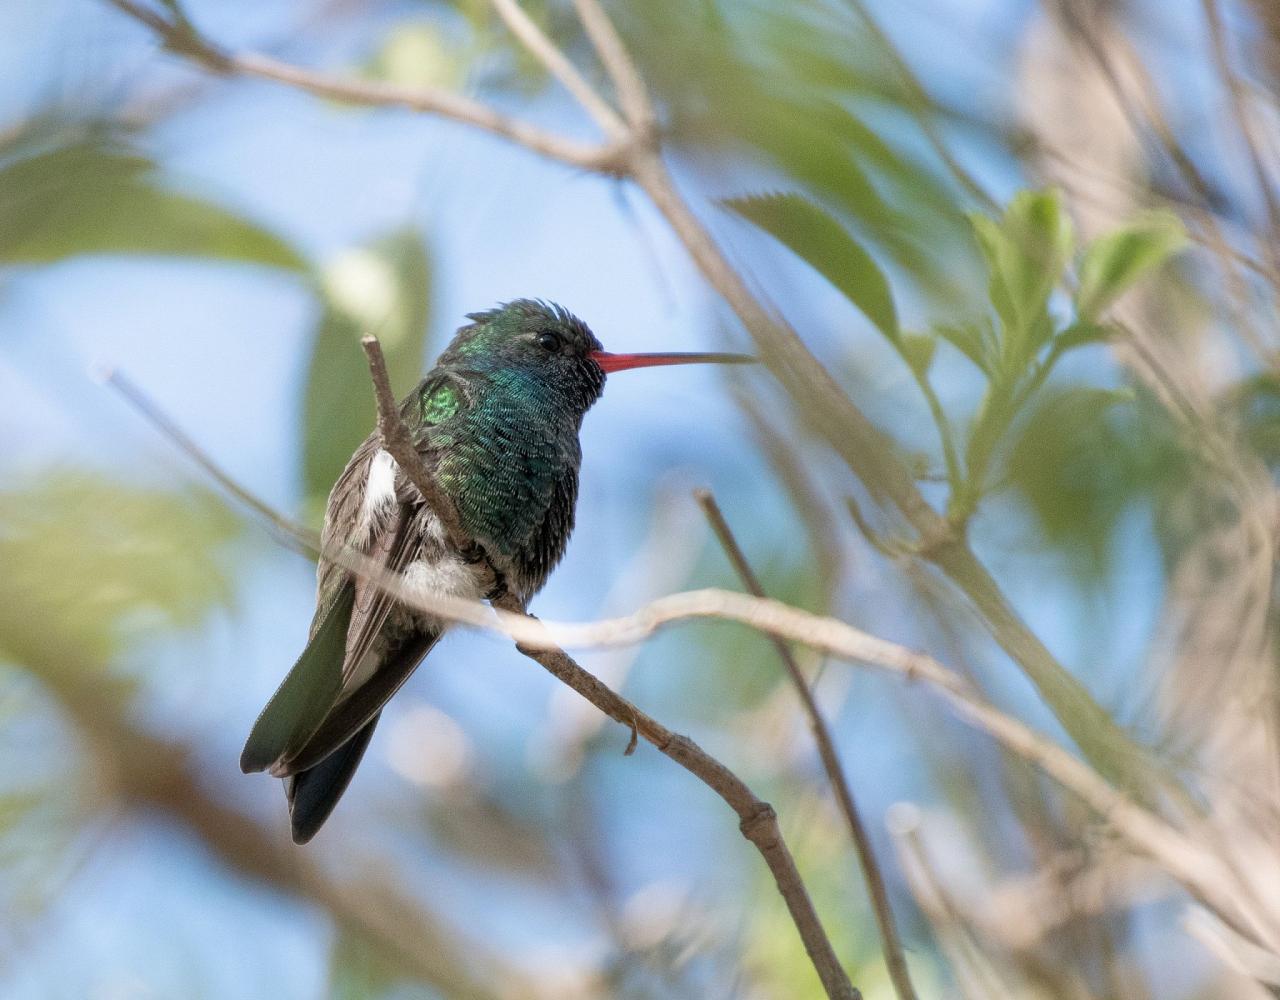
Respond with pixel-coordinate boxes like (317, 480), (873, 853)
(241, 299), (752, 843)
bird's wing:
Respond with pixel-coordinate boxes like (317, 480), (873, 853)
(241, 430), (406, 776)
(341, 502), (415, 687)
(240, 578), (356, 774)
(312, 431), (380, 627)
(275, 626), (440, 776)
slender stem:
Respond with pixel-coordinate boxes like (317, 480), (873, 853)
(358, 337), (860, 1000)
(910, 368), (962, 493)
(572, 0), (655, 132)
(98, 365), (317, 555)
(105, 0), (623, 172)
(696, 490), (919, 1000)
(488, 0), (626, 140)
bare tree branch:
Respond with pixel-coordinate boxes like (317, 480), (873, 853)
(488, 0), (626, 140)
(103, 0), (624, 172)
(696, 489), (920, 1000)
(571, 0), (656, 134)
(357, 336), (861, 1000)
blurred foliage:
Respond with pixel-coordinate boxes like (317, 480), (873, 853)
(726, 192), (898, 340)
(1006, 387), (1185, 581)
(301, 228), (435, 521)
(0, 472), (240, 927)
(730, 185), (1188, 538)
(619, 2), (969, 299)
(0, 117), (306, 271)
(0, 472), (240, 672)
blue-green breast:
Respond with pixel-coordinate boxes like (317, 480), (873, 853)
(417, 369), (584, 599)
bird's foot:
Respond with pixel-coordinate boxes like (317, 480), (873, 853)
(459, 541), (488, 565)
(484, 574), (508, 603)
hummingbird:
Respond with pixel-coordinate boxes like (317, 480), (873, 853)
(241, 299), (752, 843)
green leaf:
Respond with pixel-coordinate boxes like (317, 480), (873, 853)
(0, 124), (306, 270)
(725, 192), (898, 340)
(969, 189), (1074, 362)
(936, 319), (997, 376)
(901, 332), (937, 376)
(301, 228), (434, 519)
(1075, 210), (1187, 323)
(1055, 321), (1114, 352)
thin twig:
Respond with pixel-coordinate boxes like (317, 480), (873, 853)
(105, 0), (623, 172)
(359, 337), (484, 559)
(1201, 0), (1280, 269)
(488, 0), (626, 140)
(571, 0), (655, 133)
(357, 337), (860, 1000)
(695, 490), (919, 1000)
(97, 365), (317, 555)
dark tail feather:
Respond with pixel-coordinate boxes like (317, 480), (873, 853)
(277, 629), (440, 777)
(285, 714), (380, 844)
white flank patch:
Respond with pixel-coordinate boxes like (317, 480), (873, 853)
(401, 556), (482, 608)
(358, 448), (398, 539)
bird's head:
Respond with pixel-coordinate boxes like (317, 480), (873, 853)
(438, 299), (753, 415)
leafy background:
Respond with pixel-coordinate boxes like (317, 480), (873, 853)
(2, 0), (1278, 997)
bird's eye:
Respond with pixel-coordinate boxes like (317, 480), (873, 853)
(536, 330), (562, 352)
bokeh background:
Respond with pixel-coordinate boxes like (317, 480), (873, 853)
(4, 0), (1280, 997)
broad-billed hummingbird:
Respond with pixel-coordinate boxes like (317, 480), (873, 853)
(241, 300), (752, 843)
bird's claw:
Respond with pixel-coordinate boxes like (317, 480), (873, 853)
(484, 576), (508, 603)
(459, 541), (488, 565)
